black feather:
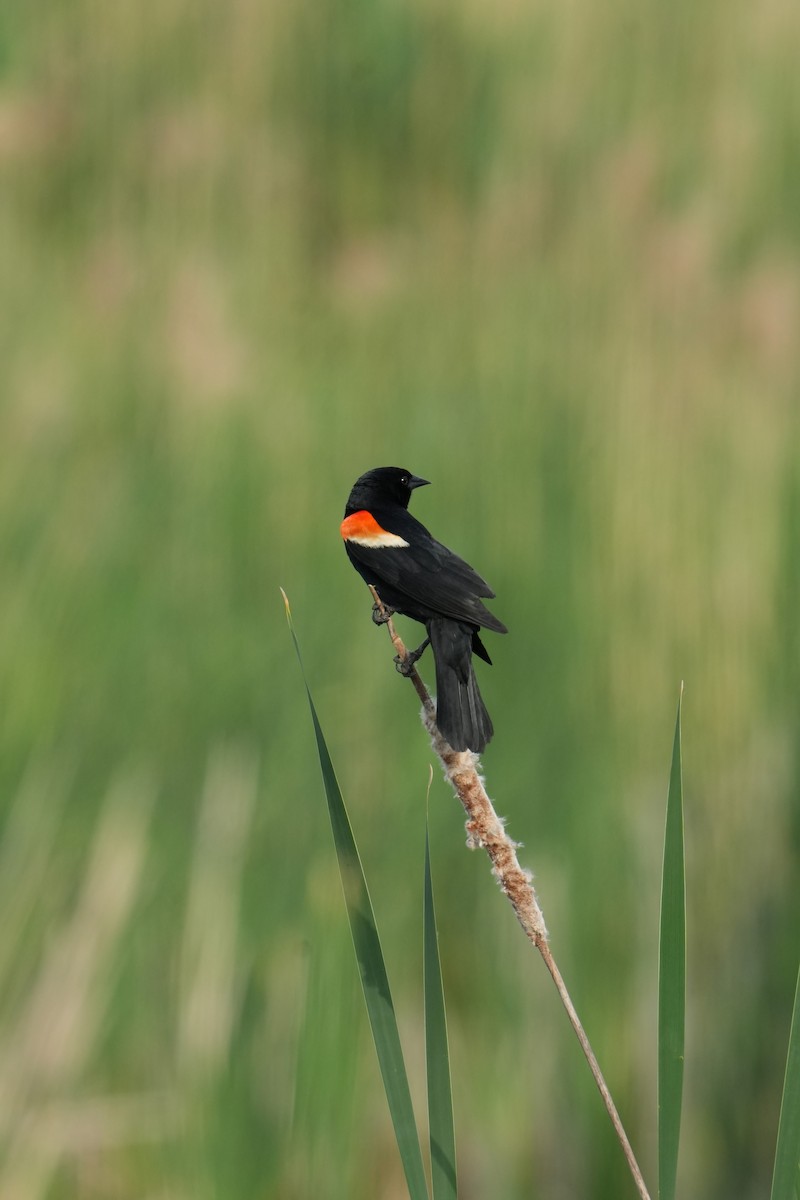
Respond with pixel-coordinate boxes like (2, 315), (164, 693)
(428, 619), (494, 752)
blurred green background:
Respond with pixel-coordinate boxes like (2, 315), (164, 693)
(1, 0), (798, 1196)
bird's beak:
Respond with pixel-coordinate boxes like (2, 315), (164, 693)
(409, 475), (430, 490)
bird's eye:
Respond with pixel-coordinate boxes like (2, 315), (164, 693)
(400, 474), (409, 486)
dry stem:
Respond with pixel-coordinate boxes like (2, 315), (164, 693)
(368, 586), (652, 1200)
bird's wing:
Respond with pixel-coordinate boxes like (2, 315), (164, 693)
(345, 515), (507, 633)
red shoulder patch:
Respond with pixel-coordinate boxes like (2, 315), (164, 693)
(340, 511), (409, 548)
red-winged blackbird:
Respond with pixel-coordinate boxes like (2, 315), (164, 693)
(341, 466), (507, 753)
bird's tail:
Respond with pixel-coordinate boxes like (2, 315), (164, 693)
(428, 618), (494, 753)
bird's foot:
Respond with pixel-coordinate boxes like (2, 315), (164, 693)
(372, 600), (396, 626)
(394, 637), (430, 676)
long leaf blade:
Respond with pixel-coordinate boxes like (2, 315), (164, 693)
(770, 960), (800, 1200)
(283, 591), (429, 1200)
(424, 819), (457, 1200)
(658, 685), (686, 1200)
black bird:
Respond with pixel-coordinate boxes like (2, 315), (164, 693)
(341, 466), (507, 752)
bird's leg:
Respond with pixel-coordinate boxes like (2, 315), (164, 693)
(372, 600), (396, 626)
(395, 636), (430, 677)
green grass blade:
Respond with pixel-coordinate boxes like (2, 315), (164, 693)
(770, 959), (800, 1200)
(658, 685), (686, 1200)
(424, 818), (457, 1200)
(283, 591), (429, 1200)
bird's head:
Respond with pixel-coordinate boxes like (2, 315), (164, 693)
(346, 467), (430, 513)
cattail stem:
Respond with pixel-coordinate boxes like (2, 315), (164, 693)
(368, 586), (652, 1200)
